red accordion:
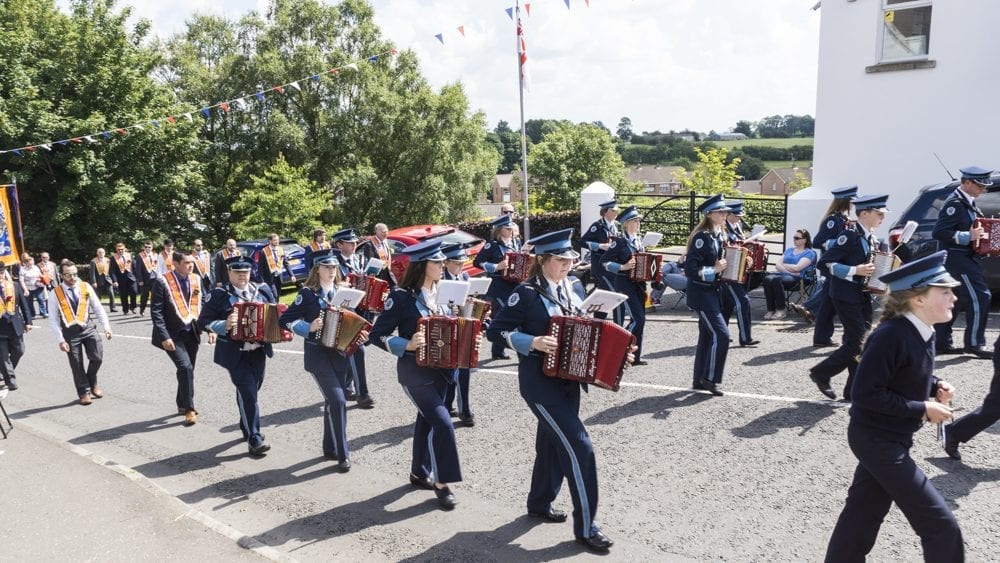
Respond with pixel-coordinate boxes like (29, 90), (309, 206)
(348, 273), (390, 313)
(974, 218), (1000, 257)
(230, 302), (293, 343)
(415, 316), (482, 369)
(543, 316), (636, 392)
(317, 306), (371, 356)
(629, 252), (663, 283)
(740, 241), (767, 272)
(502, 252), (534, 283)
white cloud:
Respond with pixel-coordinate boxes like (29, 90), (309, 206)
(59, 0), (820, 133)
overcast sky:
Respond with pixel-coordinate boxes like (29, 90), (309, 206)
(65, 0), (821, 134)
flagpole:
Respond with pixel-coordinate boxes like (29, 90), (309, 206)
(516, 0), (531, 240)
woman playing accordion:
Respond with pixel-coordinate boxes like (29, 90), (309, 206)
(601, 205), (650, 365)
(486, 228), (633, 553)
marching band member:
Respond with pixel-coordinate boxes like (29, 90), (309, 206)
(720, 201), (759, 347)
(303, 227), (330, 272)
(47, 261), (113, 405)
(796, 185), (857, 346)
(944, 338), (1000, 460)
(825, 251), (963, 562)
(332, 228), (375, 408)
(932, 166), (994, 359)
(808, 194), (889, 401)
(135, 240), (158, 315)
(279, 249), (358, 472)
(684, 195), (732, 396)
(110, 242), (137, 314)
(151, 251), (211, 424)
(486, 228), (627, 553)
(191, 239), (213, 301)
(473, 214), (522, 360)
(199, 255), (277, 456)
(441, 242), (475, 427)
(579, 199), (620, 319)
(601, 205), (649, 365)
(368, 240), (463, 510)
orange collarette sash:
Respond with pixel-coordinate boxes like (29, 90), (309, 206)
(309, 241), (330, 252)
(140, 251), (156, 272)
(55, 283), (91, 327)
(1, 279), (16, 316)
(160, 251), (174, 272)
(222, 248), (239, 259)
(95, 257), (109, 276)
(192, 251), (210, 277)
(264, 246), (284, 272)
(164, 272), (200, 325)
(373, 237), (389, 261)
(115, 252), (132, 272)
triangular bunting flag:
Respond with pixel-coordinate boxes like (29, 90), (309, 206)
(40, 144), (52, 150)
(12, 149), (22, 156)
(274, 85), (284, 94)
(390, 48), (398, 55)
(116, 128), (128, 135)
(219, 101), (230, 112)
(564, 0), (570, 8)
(344, 63), (358, 71)
(183, 113), (193, 121)
(584, 0), (589, 5)
(235, 98), (248, 110)
(200, 108), (211, 118)
(457, 26), (465, 37)
(368, 56), (378, 62)
(310, 74), (321, 82)
(166, 116), (177, 124)
(151, 120), (160, 127)
(526, 3), (531, 16)
(255, 91), (265, 101)
(506, 7), (513, 19)
(288, 82), (301, 92)
(133, 124), (144, 131)
(25, 146), (36, 153)
(84, 135), (97, 143)
(56, 140), (69, 146)
(435, 33), (444, 44)
(71, 137), (84, 144)
(101, 132), (111, 139)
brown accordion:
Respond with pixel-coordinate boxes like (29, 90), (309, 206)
(231, 302), (293, 343)
(458, 297), (492, 321)
(740, 241), (768, 272)
(348, 273), (390, 313)
(415, 316), (482, 369)
(543, 316), (636, 392)
(973, 218), (1000, 257)
(629, 252), (663, 283)
(502, 252), (534, 282)
(317, 306), (371, 356)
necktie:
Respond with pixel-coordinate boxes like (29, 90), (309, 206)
(327, 289), (335, 302)
(556, 285), (567, 308)
(68, 287), (79, 310)
(180, 277), (190, 301)
(241, 289), (250, 301)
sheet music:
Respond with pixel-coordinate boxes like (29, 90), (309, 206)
(641, 231), (663, 248)
(745, 225), (768, 241)
(468, 277), (491, 296)
(364, 258), (385, 275)
(331, 287), (365, 310)
(437, 280), (471, 306)
(580, 289), (628, 315)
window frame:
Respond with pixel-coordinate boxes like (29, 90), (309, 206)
(877, 0), (933, 64)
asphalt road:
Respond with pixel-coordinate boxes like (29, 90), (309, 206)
(4, 293), (1000, 561)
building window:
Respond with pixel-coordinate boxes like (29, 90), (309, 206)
(644, 183), (655, 193)
(502, 188), (511, 203)
(880, 0), (932, 62)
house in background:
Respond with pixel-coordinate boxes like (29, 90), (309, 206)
(790, 0), (999, 241)
(490, 173), (528, 204)
(627, 165), (685, 195)
(759, 167), (813, 196)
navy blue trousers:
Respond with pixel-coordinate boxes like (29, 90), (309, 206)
(948, 335), (1000, 444)
(721, 282), (753, 345)
(444, 368), (472, 417)
(401, 373), (462, 483)
(228, 349), (267, 448)
(527, 400), (599, 539)
(490, 298), (508, 357)
(612, 277), (646, 360)
(826, 422), (963, 562)
(309, 366), (350, 461)
(166, 331), (199, 411)
(806, 278), (837, 345)
(812, 297), (872, 399)
(345, 346), (370, 397)
(935, 269), (990, 349)
(693, 310), (729, 385)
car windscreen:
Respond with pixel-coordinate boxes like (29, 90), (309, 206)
(281, 243), (305, 255)
(427, 231), (482, 246)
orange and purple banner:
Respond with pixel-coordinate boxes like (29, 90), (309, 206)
(0, 183), (24, 267)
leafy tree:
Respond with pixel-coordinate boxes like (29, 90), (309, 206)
(233, 153), (327, 239)
(733, 120), (754, 137)
(527, 123), (637, 211)
(731, 150), (766, 181)
(523, 118), (569, 145)
(616, 116), (633, 142)
(674, 147), (742, 198)
(494, 120), (512, 135)
(486, 129), (523, 174)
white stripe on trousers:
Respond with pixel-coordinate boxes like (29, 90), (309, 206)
(698, 310), (720, 382)
(961, 273), (983, 347)
(725, 284), (749, 341)
(309, 373), (339, 455)
(534, 403), (592, 538)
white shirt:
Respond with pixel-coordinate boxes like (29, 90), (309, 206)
(904, 312), (935, 343)
(47, 282), (111, 344)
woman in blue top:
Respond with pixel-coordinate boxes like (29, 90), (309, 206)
(762, 228), (817, 319)
(368, 240), (463, 510)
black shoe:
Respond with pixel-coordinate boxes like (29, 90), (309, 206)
(448, 407), (458, 417)
(249, 442), (271, 456)
(338, 459), (352, 472)
(740, 339), (761, 347)
(528, 508), (568, 523)
(345, 390), (358, 400)
(632, 360), (649, 366)
(356, 395), (375, 409)
(491, 353), (511, 360)
(813, 341), (836, 348)
(809, 373), (837, 400)
(457, 414), (476, 427)
(936, 346), (963, 355)
(409, 473), (435, 490)
(5, 379), (17, 391)
(434, 485), (457, 510)
(944, 431), (962, 460)
(576, 529), (614, 552)
(964, 347), (993, 360)
(698, 378), (723, 396)
(692, 381), (706, 391)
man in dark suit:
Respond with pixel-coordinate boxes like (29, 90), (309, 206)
(151, 251), (211, 425)
(199, 255), (275, 456)
(256, 233), (296, 298)
(358, 222), (396, 287)
(109, 242), (137, 314)
(89, 247), (117, 312)
(135, 240), (158, 315)
(212, 239), (241, 289)
(0, 262), (33, 391)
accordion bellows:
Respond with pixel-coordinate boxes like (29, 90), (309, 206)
(974, 218), (1000, 257)
(318, 306), (371, 356)
(543, 316), (635, 391)
(231, 302), (293, 343)
(416, 316), (482, 369)
(502, 252), (533, 282)
(348, 273), (390, 313)
(629, 252), (663, 283)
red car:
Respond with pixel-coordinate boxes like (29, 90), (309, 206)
(386, 225), (485, 281)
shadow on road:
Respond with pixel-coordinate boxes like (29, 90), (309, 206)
(585, 391), (712, 425)
(926, 457), (1000, 510)
(398, 515), (584, 562)
(219, 402), (324, 434)
(350, 423), (413, 453)
(642, 345), (697, 360)
(742, 347), (829, 366)
(731, 401), (842, 439)
(130, 438), (247, 478)
(69, 413), (187, 444)
(178, 456), (333, 507)
(10, 400), (81, 419)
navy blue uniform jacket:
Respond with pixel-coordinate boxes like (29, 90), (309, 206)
(932, 190), (983, 273)
(473, 239), (521, 301)
(279, 287), (353, 376)
(684, 230), (726, 312)
(198, 284), (276, 370)
(818, 228), (873, 304)
(368, 287), (455, 386)
(814, 213), (850, 252)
